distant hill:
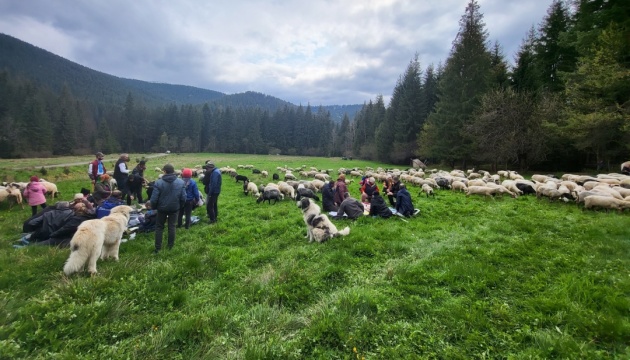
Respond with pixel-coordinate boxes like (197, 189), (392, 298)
(0, 33), (362, 119)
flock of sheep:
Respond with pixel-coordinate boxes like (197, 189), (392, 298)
(3, 161), (630, 214)
(212, 163), (630, 213)
(0, 179), (59, 210)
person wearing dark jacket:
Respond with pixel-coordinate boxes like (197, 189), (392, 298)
(395, 183), (414, 217)
(335, 192), (364, 220)
(386, 175), (401, 207)
(113, 153), (130, 203)
(202, 161), (222, 224)
(321, 180), (337, 212)
(31, 203), (96, 247)
(125, 174), (144, 205)
(333, 174), (348, 207)
(369, 192), (392, 218)
(20, 202), (74, 244)
(150, 163), (186, 253)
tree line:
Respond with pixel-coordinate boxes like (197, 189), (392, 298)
(1, 0), (628, 172)
(354, 0), (629, 171)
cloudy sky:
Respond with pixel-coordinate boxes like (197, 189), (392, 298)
(0, 0), (553, 106)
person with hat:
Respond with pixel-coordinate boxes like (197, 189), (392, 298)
(92, 174), (112, 205)
(89, 152), (107, 183)
(72, 192), (95, 215)
(202, 161), (222, 224)
(178, 168), (201, 229)
(23, 175), (48, 216)
(150, 164), (186, 253)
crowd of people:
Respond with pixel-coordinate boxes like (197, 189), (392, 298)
(15, 152), (221, 254)
(15, 151), (419, 252)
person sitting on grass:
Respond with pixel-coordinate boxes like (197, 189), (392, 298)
(395, 183), (416, 218)
(334, 192), (364, 220)
(96, 190), (125, 219)
(369, 191), (392, 219)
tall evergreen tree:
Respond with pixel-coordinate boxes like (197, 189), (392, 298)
(419, 0), (492, 168)
(535, 0), (577, 93)
(512, 26), (541, 92)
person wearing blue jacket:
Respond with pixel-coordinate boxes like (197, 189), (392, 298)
(202, 161), (222, 224)
(177, 168), (200, 229)
(395, 183), (415, 217)
(150, 164), (186, 254)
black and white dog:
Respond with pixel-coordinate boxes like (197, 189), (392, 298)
(297, 198), (349, 243)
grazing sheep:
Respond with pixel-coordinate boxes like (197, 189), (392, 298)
(575, 190), (612, 207)
(243, 180), (260, 197)
(421, 184), (435, 198)
(235, 174), (249, 183)
(272, 173), (280, 181)
(39, 180), (58, 198)
(468, 179), (487, 187)
(536, 187), (562, 202)
(252, 169), (261, 174)
(284, 172), (297, 180)
(451, 180), (468, 192)
(296, 186), (320, 201)
(466, 186), (497, 198)
(584, 195), (630, 212)
(278, 181), (296, 200)
(256, 189), (283, 204)
(261, 170), (268, 178)
(0, 186), (23, 210)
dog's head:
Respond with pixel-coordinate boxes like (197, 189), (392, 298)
(297, 198), (311, 211)
(109, 205), (134, 219)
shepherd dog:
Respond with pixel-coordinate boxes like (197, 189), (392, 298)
(297, 198), (350, 243)
(63, 205), (133, 276)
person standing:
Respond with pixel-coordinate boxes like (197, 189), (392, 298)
(203, 161), (222, 224)
(178, 168), (200, 229)
(113, 153), (130, 203)
(23, 176), (48, 216)
(150, 164), (186, 254)
(131, 160), (148, 203)
(89, 152), (107, 185)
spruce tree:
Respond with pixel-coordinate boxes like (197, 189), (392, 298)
(419, 0), (492, 168)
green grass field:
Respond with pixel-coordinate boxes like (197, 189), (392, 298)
(1, 154), (629, 359)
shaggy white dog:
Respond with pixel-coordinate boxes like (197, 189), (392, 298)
(63, 205), (133, 276)
(297, 198), (350, 243)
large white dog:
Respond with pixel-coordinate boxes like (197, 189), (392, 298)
(63, 205), (133, 276)
(297, 198), (350, 243)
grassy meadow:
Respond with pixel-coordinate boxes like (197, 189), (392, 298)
(0, 153), (629, 359)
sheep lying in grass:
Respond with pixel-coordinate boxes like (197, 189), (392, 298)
(421, 183), (435, 198)
(584, 195), (630, 212)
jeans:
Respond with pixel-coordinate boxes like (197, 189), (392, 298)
(155, 210), (177, 251)
(178, 200), (194, 228)
(206, 194), (219, 222)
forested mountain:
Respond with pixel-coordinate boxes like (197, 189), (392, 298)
(0, 33), (360, 120)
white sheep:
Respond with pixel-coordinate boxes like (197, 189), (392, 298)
(0, 186), (23, 210)
(39, 180), (58, 198)
(261, 170), (268, 178)
(278, 181), (296, 200)
(451, 180), (468, 192)
(584, 195), (630, 212)
(466, 186), (496, 198)
(421, 183), (435, 198)
(245, 181), (260, 197)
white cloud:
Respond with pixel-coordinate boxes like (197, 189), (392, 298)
(0, 0), (552, 105)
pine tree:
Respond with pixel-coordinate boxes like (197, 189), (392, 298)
(419, 0), (492, 168)
(512, 26), (541, 92)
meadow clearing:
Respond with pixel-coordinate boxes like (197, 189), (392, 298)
(0, 153), (629, 359)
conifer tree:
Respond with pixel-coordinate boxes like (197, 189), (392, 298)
(419, 0), (492, 168)
(512, 26), (541, 92)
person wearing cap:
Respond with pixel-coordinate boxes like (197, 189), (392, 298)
(92, 174), (113, 205)
(72, 193), (95, 215)
(202, 161), (222, 224)
(178, 168), (201, 229)
(89, 152), (107, 183)
(23, 175), (48, 216)
(150, 164), (186, 253)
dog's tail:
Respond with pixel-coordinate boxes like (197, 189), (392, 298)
(335, 226), (350, 237)
(63, 243), (85, 276)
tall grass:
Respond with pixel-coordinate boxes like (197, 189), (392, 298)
(0, 154), (629, 359)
